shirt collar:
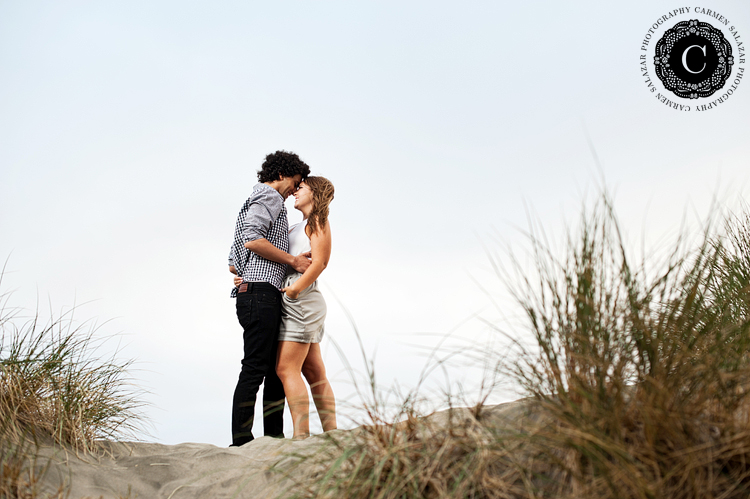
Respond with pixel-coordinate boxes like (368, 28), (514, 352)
(255, 182), (284, 199)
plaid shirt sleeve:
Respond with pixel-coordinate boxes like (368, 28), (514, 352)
(242, 193), (282, 242)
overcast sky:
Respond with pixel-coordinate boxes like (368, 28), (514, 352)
(2, 1), (749, 446)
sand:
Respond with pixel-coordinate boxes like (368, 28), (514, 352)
(34, 400), (528, 499)
(36, 432), (337, 499)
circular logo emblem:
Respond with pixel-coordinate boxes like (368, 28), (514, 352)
(653, 19), (734, 99)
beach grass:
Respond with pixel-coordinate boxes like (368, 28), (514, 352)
(285, 195), (750, 499)
(0, 268), (145, 497)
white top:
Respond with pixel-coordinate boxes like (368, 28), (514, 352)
(288, 219), (311, 257)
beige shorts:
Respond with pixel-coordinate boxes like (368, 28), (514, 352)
(279, 272), (326, 343)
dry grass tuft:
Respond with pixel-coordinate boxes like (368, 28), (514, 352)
(303, 408), (526, 498)
(0, 295), (144, 452)
(0, 267), (145, 497)
(498, 198), (750, 498)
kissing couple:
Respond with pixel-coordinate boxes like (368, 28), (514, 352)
(228, 150), (337, 446)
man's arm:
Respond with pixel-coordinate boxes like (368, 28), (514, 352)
(244, 239), (311, 273)
(240, 190), (311, 273)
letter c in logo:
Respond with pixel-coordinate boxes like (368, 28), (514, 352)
(682, 45), (707, 74)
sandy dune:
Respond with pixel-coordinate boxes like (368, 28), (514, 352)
(37, 432), (336, 499)
(35, 401), (528, 499)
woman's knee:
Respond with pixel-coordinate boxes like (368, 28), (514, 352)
(276, 363), (297, 381)
(276, 341), (311, 380)
(302, 363), (326, 383)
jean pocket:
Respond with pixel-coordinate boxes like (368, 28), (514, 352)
(256, 292), (279, 305)
(235, 295), (257, 325)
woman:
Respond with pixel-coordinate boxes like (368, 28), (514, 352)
(235, 176), (336, 439)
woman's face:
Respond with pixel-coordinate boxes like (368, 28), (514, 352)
(293, 182), (313, 211)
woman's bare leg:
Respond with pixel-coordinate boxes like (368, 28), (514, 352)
(301, 343), (337, 432)
(276, 341), (312, 438)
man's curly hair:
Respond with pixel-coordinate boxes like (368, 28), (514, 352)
(257, 151), (311, 183)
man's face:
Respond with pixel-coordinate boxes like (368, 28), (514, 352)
(278, 174), (303, 199)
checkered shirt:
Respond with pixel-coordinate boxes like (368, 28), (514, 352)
(228, 183), (289, 296)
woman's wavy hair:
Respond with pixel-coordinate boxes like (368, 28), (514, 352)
(304, 176), (335, 236)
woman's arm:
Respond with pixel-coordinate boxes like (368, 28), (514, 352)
(284, 223), (332, 299)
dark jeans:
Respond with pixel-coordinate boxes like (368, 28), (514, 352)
(231, 282), (285, 446)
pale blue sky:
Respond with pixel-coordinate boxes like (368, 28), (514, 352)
(2, 1), (749, 445)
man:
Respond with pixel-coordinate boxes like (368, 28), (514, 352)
(228, 150), (311, 446)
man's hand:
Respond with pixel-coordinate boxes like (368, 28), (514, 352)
(291, 251), (312, 273)
(233, 275), (242, 287)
